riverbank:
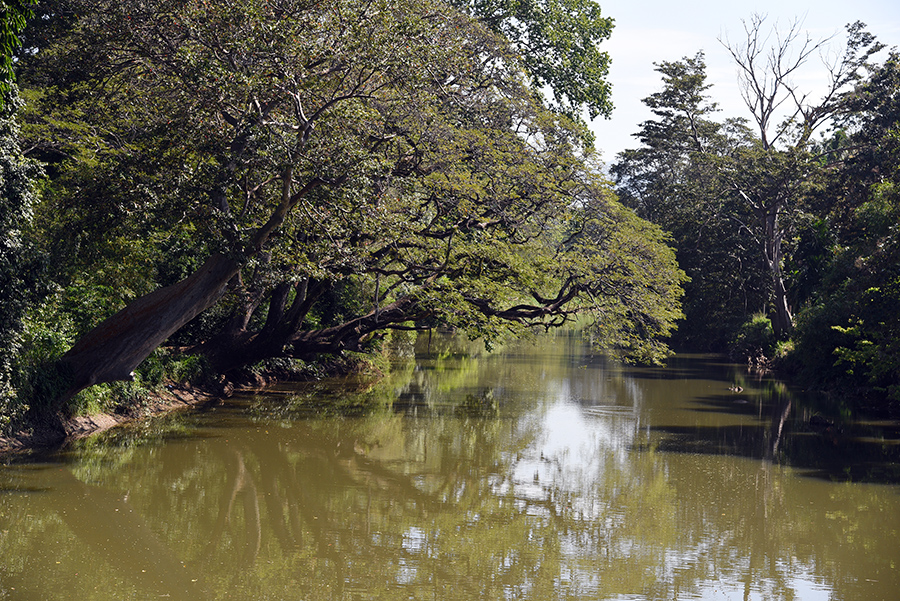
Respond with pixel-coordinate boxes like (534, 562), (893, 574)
(0, 352), (386, 458)
(0, 382), (217, 457)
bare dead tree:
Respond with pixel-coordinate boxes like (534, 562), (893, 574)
(721, 15), (883, 149)
(717, 15), (883, 337)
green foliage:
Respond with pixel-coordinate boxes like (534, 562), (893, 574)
(728, 313), (776, 365)
(168, 353), (215, 387)
(69, 381), (148, 416)
(135, 347), (214, 388)
(0, 0), (35, 105)
(612, 54), (767, 351)
(309, 278), (371, 329)
(64, 349), (215, 417)
(5, 301), (76, 428)
(788, 53), (900, 402)
(607, 31), (900, 415)
(0, 84), (46, 425)
(613, 27), (893, 370)
(450, 0), (614, 121)
(784, 215), (833, 309)
(3, 0), (685, 427)
(572, 197), (687, 364)
(795, 230), (900, 399)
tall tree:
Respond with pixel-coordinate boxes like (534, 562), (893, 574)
(612, 54), (766, 349)
(718, 15), (883, 337)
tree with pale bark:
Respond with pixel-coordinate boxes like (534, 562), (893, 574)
(614, 17), (884, 349)
(718, 15), (883, 337)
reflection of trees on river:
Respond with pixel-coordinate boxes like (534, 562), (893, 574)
(0, 463), (207, 601)
(652, 374), (900, 484)
(16, 407), (890, 600)
(71, 413), (677, 599)
(0, 333), (898, 599)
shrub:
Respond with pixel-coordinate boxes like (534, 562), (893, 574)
(728, 313), (776, 366)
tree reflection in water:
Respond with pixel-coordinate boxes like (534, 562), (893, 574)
(0, 331), (898, 600)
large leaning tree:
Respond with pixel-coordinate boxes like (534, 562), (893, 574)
(17, 0), (685, 420)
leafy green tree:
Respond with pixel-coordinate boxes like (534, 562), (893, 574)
(792, 51), (900, 399)
(0, 0), (35, 107)
(449, 0), (614, 121)
(0, 84), (44, 424)
(612, 54), (767, 350)
(16, 0), (684, 422)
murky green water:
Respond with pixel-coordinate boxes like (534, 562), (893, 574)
(1, 331), (899, 600)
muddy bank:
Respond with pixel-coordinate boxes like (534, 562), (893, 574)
(0, 383), (219, 458)
(0, 354), (384, 458)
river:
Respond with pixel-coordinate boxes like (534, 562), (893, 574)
(1, 330), (898, 600)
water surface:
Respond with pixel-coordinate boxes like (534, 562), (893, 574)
(1, 331), (898, 600)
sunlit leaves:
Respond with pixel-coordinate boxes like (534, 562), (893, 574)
(450, 0), (613, 120)
(17, 0), (684, 373)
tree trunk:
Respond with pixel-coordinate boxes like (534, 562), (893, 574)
(762, 206), (793, 338)
(202, 293), (425, 376)
(770, 273), (793, 339)
(45, 169), (326, 416)
(54, 252), (241, 406)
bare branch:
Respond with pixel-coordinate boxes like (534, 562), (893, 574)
(721, 16), (882, 149)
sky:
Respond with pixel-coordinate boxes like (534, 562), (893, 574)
(589, 0), (900, 162)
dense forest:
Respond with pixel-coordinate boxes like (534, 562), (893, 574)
(611, 20), (899, 409)
(0, 0), (897, 441)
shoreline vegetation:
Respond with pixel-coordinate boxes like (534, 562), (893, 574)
(0, 352), (381, 457)
(0, 381), (215, 456)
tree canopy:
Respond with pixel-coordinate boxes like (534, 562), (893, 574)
(611, 53), (766, 349)
(9, 0), (683, 426)
(449, 0), (614, 120)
